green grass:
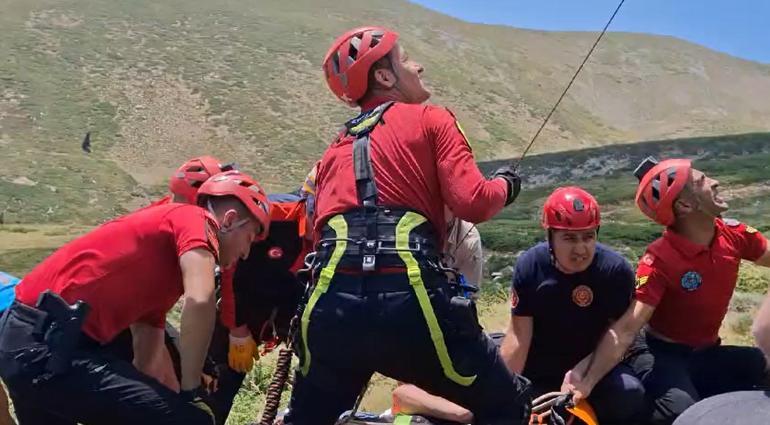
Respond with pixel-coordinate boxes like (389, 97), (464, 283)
(0, 248), (55, 276)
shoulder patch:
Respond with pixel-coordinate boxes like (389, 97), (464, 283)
(746, 225), (758, 234)
(635, 275), (649, 289)
(723, 218), (741, 227)
(445, 107), (472, 151)
(641, 253), (654, 266)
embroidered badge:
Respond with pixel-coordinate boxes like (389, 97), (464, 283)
(641, 253), (654, 266)
(680, 271), (702, 292)
(511, 288), (519, 309)
(746, 225), (758, 234)
(268, 246), (284, 260)
(572, 285), (594, 307)
(635, 275), (649, 289)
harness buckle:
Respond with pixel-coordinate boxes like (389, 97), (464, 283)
(362, 255), (376, 272)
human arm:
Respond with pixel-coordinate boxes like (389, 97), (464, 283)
(562, 300), (655, 402)
(426, 106), (510, 223)
(392, 384), (473, 424)
(500, 315), (533, 374)
(753, 245), (770, 267)
(131, 322), (180, 392)
(178, 248), (218, 391)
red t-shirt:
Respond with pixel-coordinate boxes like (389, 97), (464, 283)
(635, 218), (767, 348)
(16, 203), (220, 343)
(313, 102), (507, 248)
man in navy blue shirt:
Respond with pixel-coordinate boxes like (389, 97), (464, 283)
(500, 186), (645, 424)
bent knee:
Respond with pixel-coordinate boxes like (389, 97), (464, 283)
(652, 388), (698, 424)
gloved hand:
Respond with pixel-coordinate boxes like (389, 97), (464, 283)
(228, 333), (259, 373)
(491, 165), (522, 206)
(180, 387), (216, 425)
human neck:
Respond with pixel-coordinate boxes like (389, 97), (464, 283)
(671, 214), (716, 246)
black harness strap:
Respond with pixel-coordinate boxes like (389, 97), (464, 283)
(343, 101), (395, 271)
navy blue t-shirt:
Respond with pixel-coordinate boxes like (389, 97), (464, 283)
(511, 242), (634, 385)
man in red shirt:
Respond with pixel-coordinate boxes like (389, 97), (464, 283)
(561, 157), (770, 425)
(0, 170), (270, 425)
(284, 27), (529, 425)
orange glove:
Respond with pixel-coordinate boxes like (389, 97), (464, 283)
(227, 333), (259, 373)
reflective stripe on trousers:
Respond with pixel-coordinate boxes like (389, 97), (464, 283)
(299, 212), (476, 386)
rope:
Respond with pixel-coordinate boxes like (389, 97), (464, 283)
(514, 0), (627, 169)
(258, 347), (294, 425)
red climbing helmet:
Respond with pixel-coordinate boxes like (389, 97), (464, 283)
(322, 26), (399, 105)
(542, 186), (601, 231)
(169, 156), (236, 204)
(196, 170), (271, 242)
(635, 158), (692, 226)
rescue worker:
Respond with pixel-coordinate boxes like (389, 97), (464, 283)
(283, 26), (530, 425)
(107, 155), (236, 371)
(388, 187), (646, 425)
(0, 170), (271, 425)
(562, 157), (770, 425)
(206, 193), (310, 424)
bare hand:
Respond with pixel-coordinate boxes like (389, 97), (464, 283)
(560, 369), (593, 403)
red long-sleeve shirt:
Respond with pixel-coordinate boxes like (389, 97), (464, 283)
(314, 102), (507, 248)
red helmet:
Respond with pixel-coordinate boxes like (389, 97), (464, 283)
(635, 158), (692, 226)
(542, 186), (601, 231)
(196, 170), (271, 242)
(169, 156), (236, 204)
(322, 26), (399, 105)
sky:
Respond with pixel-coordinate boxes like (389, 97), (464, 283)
(409, 0), (770, 63)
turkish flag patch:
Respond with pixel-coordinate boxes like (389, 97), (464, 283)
(511, 289), (519, 309)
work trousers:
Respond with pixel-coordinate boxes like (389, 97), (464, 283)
(283, 269), (532, 425)
(624, 332), (768, 425)
(0, 303), (213, 425)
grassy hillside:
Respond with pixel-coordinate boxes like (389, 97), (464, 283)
(3, 0), (770, 226)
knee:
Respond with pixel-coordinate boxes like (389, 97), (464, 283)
(651, 388), (697, 425)
(593, 377), (647, 422)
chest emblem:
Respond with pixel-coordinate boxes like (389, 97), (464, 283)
(680, 271), (702, 292)
(268, 246), (284, 260)
(572, 285), (594, 307)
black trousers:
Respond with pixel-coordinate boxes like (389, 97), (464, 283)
(624, 332), (768, 425)
(0, 303), (213, 425)
(283, 269), (532, 425)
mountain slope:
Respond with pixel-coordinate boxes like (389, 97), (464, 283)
(2, 0), (770, 224)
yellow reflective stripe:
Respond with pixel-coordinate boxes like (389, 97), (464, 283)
(349, 114), (379, 134)
(300, 214), (348, 376)
(395, 212), (476, 386)
(393, 415), (413, 425)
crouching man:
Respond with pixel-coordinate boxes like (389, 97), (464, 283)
(0, 171), (270, 425)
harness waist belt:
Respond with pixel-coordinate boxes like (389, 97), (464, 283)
(316, 207), (439, 270)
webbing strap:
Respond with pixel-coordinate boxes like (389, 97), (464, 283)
(395, 212), (477, 387)
(393, 415), (414, 425)
(353, 134), (377, 207)
(346, 101), (395, 206)
(299, 215), (348, 376)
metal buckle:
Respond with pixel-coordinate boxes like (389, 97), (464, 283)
(362, 255), (376, 271)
